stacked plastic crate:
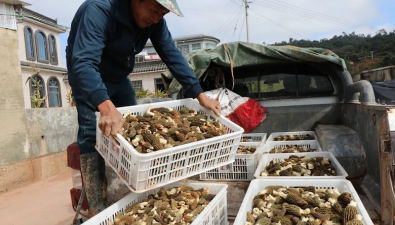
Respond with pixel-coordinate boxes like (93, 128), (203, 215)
(199, 133), (267, 181)
(234, 131), (374, 225)
(83, 99), (245, 225)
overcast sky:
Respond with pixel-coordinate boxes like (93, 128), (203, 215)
(25, 0), (395, 67)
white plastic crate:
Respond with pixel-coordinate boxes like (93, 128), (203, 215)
(95, 99), (244, 193)
(199, 143), (265, 181)
(267, 131), (317, 142)
(83, 182), (228, 225)
(264, 140), (323, 153)
(234, 179), (374, 225)
(254, 152), (348, 179)
(241, 133), (267, 148)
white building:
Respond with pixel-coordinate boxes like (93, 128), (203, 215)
(17, 7), (68, 108)
(129, 34), (220, 93)
(143, 34), (220, 56)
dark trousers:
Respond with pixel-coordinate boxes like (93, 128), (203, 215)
(72, 78), (137, 155)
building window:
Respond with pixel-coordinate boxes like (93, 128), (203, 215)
(48, 77), (61, 107)
(155, 78), (165, 92)
(35, 31), (48, 63)
(177, 45), (189, 55)
(205, 43), (217, 49)
(24, 26), (35, 60)
(48, 34), (58, 65)
(30, 76), (46, 108)
(192, 43), (201, 51)
(135, 55), (144, 63)
(131, 80), (143, 92)
(148, 52), (157, 55)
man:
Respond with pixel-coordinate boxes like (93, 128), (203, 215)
(66, 0), (221, 217)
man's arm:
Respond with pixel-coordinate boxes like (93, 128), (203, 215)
(71, 3), (124, 136)
(150, 19), (221, 116)
(150, 19), (202, 98)
(71, 2), (110, 108)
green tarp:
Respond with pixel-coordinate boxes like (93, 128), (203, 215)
(162, 41), (347, 96)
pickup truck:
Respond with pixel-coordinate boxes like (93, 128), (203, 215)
(163, 42), (395, 224)
(67, 42), (395, 225)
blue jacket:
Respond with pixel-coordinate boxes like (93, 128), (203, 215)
(66, 0), (203, 109)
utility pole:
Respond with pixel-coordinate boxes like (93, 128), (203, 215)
(244, 0), (251, 43)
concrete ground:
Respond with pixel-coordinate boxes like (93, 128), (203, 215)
(0, 171), (76, 225)
(0, 171), (383, 225)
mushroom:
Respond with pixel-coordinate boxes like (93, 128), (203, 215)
(132, 135), (143, 147)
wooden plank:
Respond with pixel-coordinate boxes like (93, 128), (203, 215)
(378, 109), (395, 225)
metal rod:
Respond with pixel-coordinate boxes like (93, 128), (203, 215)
(295, 65), (299, 98)
(258, 70), (261, 99)
(73, 187), (86, 225)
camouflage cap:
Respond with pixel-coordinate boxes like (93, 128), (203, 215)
(156, 0), (184, 17)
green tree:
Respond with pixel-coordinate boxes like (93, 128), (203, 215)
(271, 29), (395, 74)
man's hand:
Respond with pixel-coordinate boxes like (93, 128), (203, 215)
(196, 93), (221, 117)
(98, 100), (124, 137)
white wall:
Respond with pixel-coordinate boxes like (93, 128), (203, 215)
(0, 3), (17, 30)
(17, 19), (63, 66)
(0, 27), (28, 166)
(144, 39), (219, 54)
(129, 71), (165, 93)
(202, 40), (218, 49)
(21, 67), (68, 109)
(188, 41), (203, 50)
(144, 46), (156, 54)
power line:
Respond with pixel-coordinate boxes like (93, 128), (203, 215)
(238, 13), (246, 41)
(215, 10), (241, 38)
(232, 5), (244, 40)
(253, 0), (357, 26)
(182, 7), (236, 14)
(230, 0), (242, 6)
(250, 8), (308, 39)
(258, 0), (361, 26)
(253, 0), (363, 28)
(253, 1), (350, 27)
(215, 5), (244, 39)
(253, 1), (364, 28)
(212, 5), (243, 37)
(225, 6), (245, 40)
(220, 12), (241, 41)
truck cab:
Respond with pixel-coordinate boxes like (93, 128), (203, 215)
(166, 43), (395, 224)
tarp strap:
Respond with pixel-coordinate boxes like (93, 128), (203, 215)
(223, 43), (235, 90)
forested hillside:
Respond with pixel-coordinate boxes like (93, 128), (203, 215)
(272, 29), (395, 74)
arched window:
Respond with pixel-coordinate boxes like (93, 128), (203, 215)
(30, 76), (46, 108)
(48, 77), (61, 107)
(48, 34), (58, 65)
(35, 31), (48, 63)
(24, 26), (35, 60)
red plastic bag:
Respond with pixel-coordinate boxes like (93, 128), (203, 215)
(204, 88), (268, 133)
